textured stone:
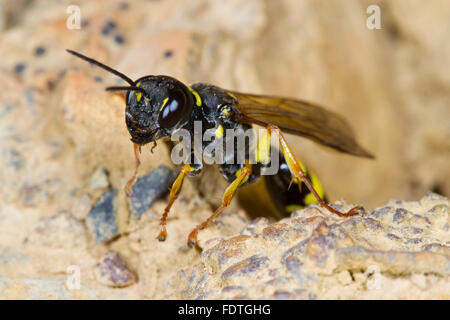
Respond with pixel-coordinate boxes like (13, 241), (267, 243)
(72, 193), (92, 220)
(0, 0), (449, 301)
(85, 189), (118, 243)
(129, 165), (178, 219)
(178, 193), (449, 299)
(95, 251), (136, 288)
(89, 167), (110, 190)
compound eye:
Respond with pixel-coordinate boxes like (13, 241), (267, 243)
(158, 89), (186, 128)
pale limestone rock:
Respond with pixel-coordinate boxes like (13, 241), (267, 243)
(0, 0), (448, 300)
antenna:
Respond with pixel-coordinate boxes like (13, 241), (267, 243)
(66, 49), (135, 86)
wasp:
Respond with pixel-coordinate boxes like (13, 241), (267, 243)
(67, 49), (374, 248)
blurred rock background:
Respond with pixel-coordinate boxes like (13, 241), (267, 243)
(0, 0), (448, 299)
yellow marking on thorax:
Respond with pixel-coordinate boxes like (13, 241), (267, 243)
(215, 124), (224, 139)
(226, 92), (238, 101)
(188, 87), (202, 107)
(254, 129), (271, 164)
(136, 82), (142, 102)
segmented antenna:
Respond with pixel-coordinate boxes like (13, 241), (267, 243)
(66, 49), (135, 86)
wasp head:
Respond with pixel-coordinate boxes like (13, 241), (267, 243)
(124, 76), (194, 145)
(66, 50), (194, 146)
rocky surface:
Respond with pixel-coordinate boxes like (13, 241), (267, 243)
(0, 192), (448, 299)
(181, 193), (449, 299)
(0, 0), (449, 299)
(129, 165), (178, 219)
(95, 251), (136, 288)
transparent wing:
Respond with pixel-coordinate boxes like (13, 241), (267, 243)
(231, 91), (374, 158)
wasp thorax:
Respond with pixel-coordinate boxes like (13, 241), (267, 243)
(125, 75), (195, 145)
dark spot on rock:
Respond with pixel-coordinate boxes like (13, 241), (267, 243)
(273, 290), (292, 299)
(363, 218), (383, 231)
(194, 291), (213, 300)
(107, 21), (117, 29)
(429, 204), (448, 214)
(164, 50), (173, 58)
(268, 268), (279, 277)
(14, 63), (26, 74)
(114, 34), (125, 44)
(384, 14), (401, 40)
(47, 79), (56, 91)
(101, 26), (110, 36)
(96, 251), (136, 287)
(20, 184), (41, 206)
(284, 255), (303, 273)
(422, 243), (444, 252)
(221, 255), (269, 279)
(222, 286), (243, 292)
(0, 104), (13, 118)
(85, 189), (118, 243)
(57, 70), (67, 79)
(34, 46), (46, 56)
(425, 191), (444, 200)
(386, 233), (401, 241)
(408, 180), (420, 192)
(405, 238), (421, 245)
(25, 89), (34, 109)
(101, 21), (117, 36)
(129, 165), (177, 218)
(393, 208), (407, 222)
(371, 206), (393, 219)
(4, 148), (24, 170)
(119, 2), (129, 10)
(281, 238), (308, 262)
(265, 276), (288, 286)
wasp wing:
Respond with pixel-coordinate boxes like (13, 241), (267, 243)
(230, 91), (374, 158)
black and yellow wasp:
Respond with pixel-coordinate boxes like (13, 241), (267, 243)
(67, 49), (374, 248)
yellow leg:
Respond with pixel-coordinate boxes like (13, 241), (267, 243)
(187, 165), (251, 248)
(267, 124), (362, 217)
(125, 143), (141, 197)
(157, 164), (194, 241)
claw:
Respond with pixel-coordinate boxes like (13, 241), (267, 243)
(157, 228), (167, 242)
(187, 230), (197, 248)
(124, 180), (134, 197)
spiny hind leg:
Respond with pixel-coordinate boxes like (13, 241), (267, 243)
(187, 164), (251, 248)
(267, 124), (362, 217)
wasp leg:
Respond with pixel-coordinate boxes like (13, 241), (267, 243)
(157, 164), (194, 241)
(187, 165), (251, 248)
(267, 124), (362, 217)
(125, 143), (141, 197)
